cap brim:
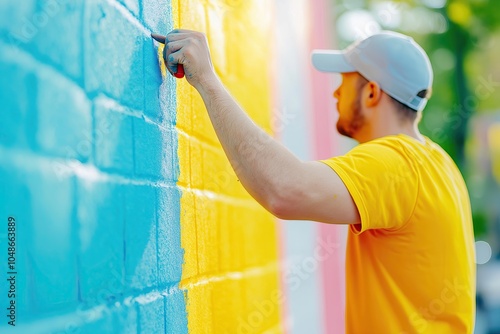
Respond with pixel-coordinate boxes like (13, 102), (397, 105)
(311, 50), (356, 73)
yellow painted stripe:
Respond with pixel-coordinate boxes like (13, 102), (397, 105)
(173, 0), (283, 332)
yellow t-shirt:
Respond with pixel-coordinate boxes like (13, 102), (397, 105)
(321, 134), (476, 334)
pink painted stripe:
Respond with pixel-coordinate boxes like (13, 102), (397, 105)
(308, 1), (346, 334)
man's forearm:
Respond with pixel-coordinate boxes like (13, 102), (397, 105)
(155, 30), (359, 224)
(195, 77), (303, 213)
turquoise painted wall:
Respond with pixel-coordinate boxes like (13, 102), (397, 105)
(0, 0), (188, 332)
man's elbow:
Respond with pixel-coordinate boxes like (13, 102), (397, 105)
(265, 192), (301, 220)
(261, 174), (308, 220)
(267, 197), (287, 220)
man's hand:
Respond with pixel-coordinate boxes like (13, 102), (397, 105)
(152, 29), (217, 90)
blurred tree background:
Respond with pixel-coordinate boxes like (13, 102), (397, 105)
(331, 0), (500, 243)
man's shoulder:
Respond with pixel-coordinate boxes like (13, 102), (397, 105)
(352, 135), (415, 158)
(360, 134), (451, 161)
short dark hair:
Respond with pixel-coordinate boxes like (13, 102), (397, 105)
(389, 89), (431, 122)
(356, 74), (430, 122)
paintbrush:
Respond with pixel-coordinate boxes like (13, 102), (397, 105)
(151, 33), (185, 79)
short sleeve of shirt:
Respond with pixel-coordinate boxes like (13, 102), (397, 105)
(321, 139), (419, 233)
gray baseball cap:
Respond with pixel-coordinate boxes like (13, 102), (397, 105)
(311, 31), (433, 111)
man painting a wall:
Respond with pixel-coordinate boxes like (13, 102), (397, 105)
(151, 29), (476, 333)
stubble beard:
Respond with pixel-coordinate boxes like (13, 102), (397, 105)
(336, 94), (366, 139)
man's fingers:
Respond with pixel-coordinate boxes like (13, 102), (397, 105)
(163, 40), (189, 72)
(166, 50), (185, 75)
(151, 33), (166, 43)
(163, 40), (186, 59)
(165, 32), (195, 42)
(169, 29), (198, 34)
(153, 30), (203, 44)
(152, 29), (204, 79)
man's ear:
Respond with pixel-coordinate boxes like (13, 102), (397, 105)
(365, 81), (382, 107)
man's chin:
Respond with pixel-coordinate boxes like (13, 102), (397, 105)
(337, 123), (353, 138)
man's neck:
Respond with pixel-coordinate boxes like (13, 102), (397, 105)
(356, 123), (424, 144)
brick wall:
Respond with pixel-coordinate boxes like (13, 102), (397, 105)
(0, 0), (186, 332)
(0, 0), (285, 333)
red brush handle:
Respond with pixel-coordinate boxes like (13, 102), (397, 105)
(174, 64), (185, 78)
(151, 33), (185, 78)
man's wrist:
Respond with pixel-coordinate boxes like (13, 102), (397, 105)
(195, 72), (223, 96)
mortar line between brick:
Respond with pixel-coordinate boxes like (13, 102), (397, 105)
(0, 146), (259, 207)
(8, 285), (187, 333)
(176, 128), (225, 150)
(0, 146), (159, 184)
(107, 0), (149, 35)
(176, 186), (260, 207)
(0, 41), (87, 100)
(179, 261), (280, 289)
